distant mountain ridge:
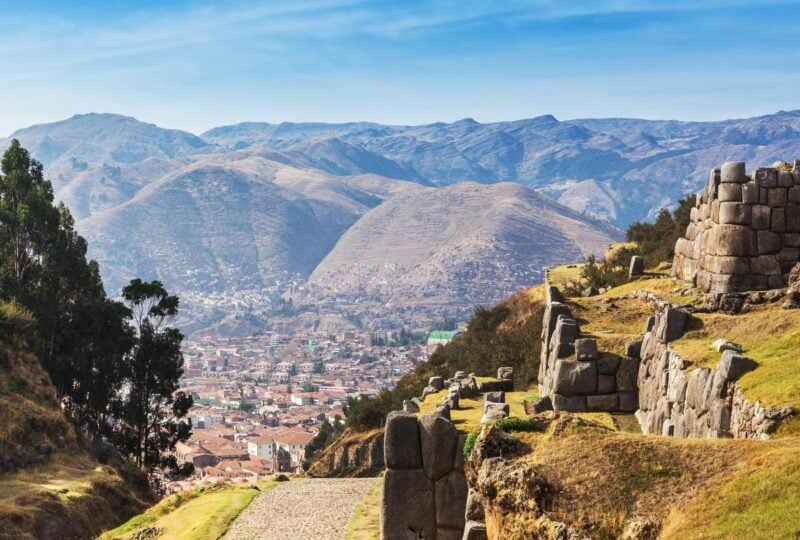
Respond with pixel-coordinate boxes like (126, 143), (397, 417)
(2, 110), (798, 329)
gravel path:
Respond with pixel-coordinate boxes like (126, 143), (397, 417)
(223, 478), (378, 540)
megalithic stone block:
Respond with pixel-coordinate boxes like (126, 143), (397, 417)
(419, 414), (458, 482)
(381, 469), (435, 540)
(384, 411), (422, 469)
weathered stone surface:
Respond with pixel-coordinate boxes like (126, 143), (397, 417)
(382, 469), (436, 540)
(717, 182), (742, 202)
(656, 308), (688, 343)
(419, 415), (458, 481)
(719, 202), (751, 225)
(757, 230), (781, 254)
(587, 393), (619, 411)
(752, 205), (772, 230)
(721, 161), (747, 183)
(625, 340), (642, 358)
(403, 399), (420, 413)
(597, 374), (616, 394)
(552, 394), (587, 412)
(553, 360), (597, 395)
(597, 355), (621, 375)
(434, 471), (468, 531)
(465, 488), (484, 521)
(718, 351), (757, 381)
(629, 255), (645, 279)
(484, 391), (505, 404)
(429, 376), (445, 391)
(384, 411), (422, 470)
(531, 396), (553, 413)
(434, 403), (451, 421)
(714, 224), (755, 256)
(574, 338), (598, 361)
(497, 367), (514, 380)
(480, 402), (509, 423)
(619, 392), (638, 412)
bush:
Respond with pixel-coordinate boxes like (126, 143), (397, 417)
(497, 417), (546, 433)
(625, 194), (696, 268)
(462, 431), (479, 461)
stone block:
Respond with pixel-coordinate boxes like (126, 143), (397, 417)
(768, 275), (785, 289)
(553, 359), (598, 395)
(429, 376), (445, 390)
(656, 308), (688, 343)
(625, 340), (643, 358)
(616, 357), (640, 391)
(598, 374), (616, 394)
(789, 185), (800, 204)
(597, 355), (620, 375)
(722, 161), (747, 183)
(437, 529), (462, 540)
(779, 170), (795, 187)
(463, 521), (488, 540)
(480, 402), (509, 423)
(384, 411), (422, 469)
(497, 366), (514, 380)
(629, 255), (645, 278)
(382, 469), (435, 540)
(619, 392), (638, 412)
(711, 200), (720, 223)
(785, 233), (800, 247)
(484, 391), (505, 404)
(587, 394), (619, 412)
(718, 351), (757, 381)
(778, 247), (800, 264)
(757, 230), (781, 255)
(787, 204), (800, 232)
(714, 225), (755, 256)
(719, 202), (751, 225)
(403, 400), (420, 413)
(742, 183), (759, 204)
(754, 167), (777, 187)
(752, 205), (771, 230)
(552, 393), (587, 412)
(759, 187), (769, 205)
(454, 371), (467, 380)
(531, 396), (553, 413)
(644, 316), (656, 333)
(419, 414), (458, 481)
(769, 187), (788, 208)
(434, 403), (451, 421)
(709, 255), (750, 274)
(717, 182), (742, 202)
(575, 338), (598, 361)
(435, 471), (467, 529)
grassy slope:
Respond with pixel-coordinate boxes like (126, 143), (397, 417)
(102, 480), (277, 540)
(345, 477), (382, 540)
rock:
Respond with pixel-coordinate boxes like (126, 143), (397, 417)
(497, 366), (514, 380)
(618, 392), (638, 412)
(597, 355), (621, 375)
(625, 340), (643, 358)
(447, 396), (460, 410)
(384, 411), (422, 470)
(435, 471), (467, 529)
(480, 402), (509, 423)
(620, 516), (660, 540)
(616, 357), (640, 392)
(454, 371), (467, 380)
(465, 488), (485, 521)
(553, 359), (597, 394)
(421, 386), (438, 400)
(419, 414), (458, 481)
(587, 394), (619, 412)
(531, 396), (553, 413)
(552, 394), (587, 412)
(656, 308), (688, 343)
(582, 286), (599, 297)
(403, 399), (420, 413)
(721, 161), (747, 184)
(484, 391), (505, 403)
(462, 521), (488, 540)
(711, 339), (743, 353)
(36, 443), (51, 456)
(382, 469), (436, 539)
(575, 338), (598, 361)
(597, 374), (616, 394)
(434, 403), (452, 421)
(468, 423), (525, 468)
(429, 376), (445, 391)
(718, 350), (757, 381)
(629, 255), (645, 279)
(547, 286), (565, 303)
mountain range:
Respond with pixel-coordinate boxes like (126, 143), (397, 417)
(3, 110), (800, 329)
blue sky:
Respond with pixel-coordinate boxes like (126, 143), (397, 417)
(1, 0), (800, 134)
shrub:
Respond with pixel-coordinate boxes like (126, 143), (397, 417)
(497, 417), (546, 433)
(462, 430), (479, 461)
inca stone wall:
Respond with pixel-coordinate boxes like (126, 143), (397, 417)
(381, 412), (468, 540)
(636, 305), (792, 439)
(538, 286), (639, 413)
(673, 160), (800, 294)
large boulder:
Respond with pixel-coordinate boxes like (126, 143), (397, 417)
(429, 376), (445, 391)
(480, 402), (509, 423)
(384, 411), (422, 469)
(382, 469), (436, 539)
(575, 338), (598, 361)
(629, 255), (645, 279)
(435, 471), (468, 530)
(656, 308), (688, 343)
(497, 367), (514, 380)
(718, 350), (757, 381)
(403, 399), (420, 413)
(465, 488), (485, 521)
(485, 391), (505, 404)
(419, 414), (459, 481)
(463, 521), (488, 540)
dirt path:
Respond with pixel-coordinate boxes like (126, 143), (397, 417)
(222, 478), (379, 540)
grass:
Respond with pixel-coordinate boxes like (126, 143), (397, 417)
(101, 480), (277, 540)
(492, 416), (800, 539)
(345, 477), (382, 540)
(546, 263), (585, 289)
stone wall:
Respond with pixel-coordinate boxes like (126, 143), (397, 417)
(636, 305), (792, 439)
(381, 411), (467, 540)
(673, 160), (800, 294)
(538, 286), (639, 413)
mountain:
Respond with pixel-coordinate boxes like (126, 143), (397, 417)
(308, 182), (619, 306)
(205, 110), (800, 224)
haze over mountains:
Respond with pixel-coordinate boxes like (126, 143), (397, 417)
(3, 110), (800, 330)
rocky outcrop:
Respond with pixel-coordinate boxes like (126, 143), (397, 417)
(306, 429), (384, 477)
(539, 286), (638, 413)
(673, 160), (800, 294)
(381, 412), (468, 539)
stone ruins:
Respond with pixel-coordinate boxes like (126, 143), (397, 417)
(673, 160), (800, 294)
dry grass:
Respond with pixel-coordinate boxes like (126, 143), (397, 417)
(345, 476), (382, 540)
(546, 263), (585, 289)
(505, 418), (800, 539)
(568, 296), (654, 356)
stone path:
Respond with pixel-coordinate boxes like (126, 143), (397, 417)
(223, 478), (378, 540)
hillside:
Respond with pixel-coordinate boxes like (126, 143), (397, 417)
(309, 182), (619, 306)
(0, 341), (153, 539)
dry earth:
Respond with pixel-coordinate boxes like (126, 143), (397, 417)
(222, 478), (378, 540)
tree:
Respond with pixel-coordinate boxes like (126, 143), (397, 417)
(116, 279), (192, 472)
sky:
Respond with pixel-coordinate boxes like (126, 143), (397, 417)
(1, 0), (800, 135)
